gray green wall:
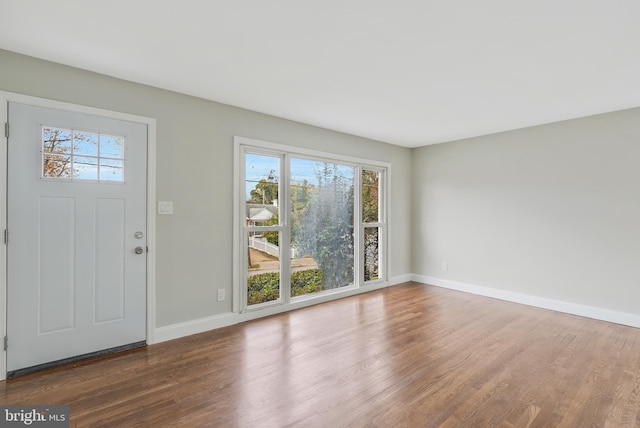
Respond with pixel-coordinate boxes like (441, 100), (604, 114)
(0, 49), (413, 328)
(412, 108), (640, 315)
(3, 47), (639, 330)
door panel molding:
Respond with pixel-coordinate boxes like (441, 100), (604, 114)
(0, 91), (157, 380)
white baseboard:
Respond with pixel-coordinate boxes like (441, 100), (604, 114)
(153, 312), (240, 344)
(413, 274), (640, 329)
(389, 274), (413, 286)
(153, 274), (640, 345)
(153, 276), (410, 344)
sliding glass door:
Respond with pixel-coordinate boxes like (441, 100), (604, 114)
(238, 138), (387, 312)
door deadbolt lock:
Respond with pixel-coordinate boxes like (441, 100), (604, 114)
(134, 246), (144, 255)
(135, 231), (144, 239)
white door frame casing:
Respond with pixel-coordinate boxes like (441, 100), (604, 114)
(0, 91), (157, 380)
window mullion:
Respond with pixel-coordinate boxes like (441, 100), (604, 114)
(281, 154), (291, 304)
(355, 166), (363, 286)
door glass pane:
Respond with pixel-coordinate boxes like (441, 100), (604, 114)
(43, 154), (71, 178)
(74, 132), (98, 156)
(362, 169), (379, 223)
(43, 127), (72, 154)
(247, 231), (281, 305)
(100, 159), (124, 181)
(73, 156), (99, 180)
(290, 158), (354, 295)
(364, 227), (379, 281)
(100, 135), (124, 158)
(245, 153), (280, 224)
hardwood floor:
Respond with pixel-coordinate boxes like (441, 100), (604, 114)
(2, 282), (640, 427)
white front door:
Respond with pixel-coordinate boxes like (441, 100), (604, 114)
(6, 102), (147, 374)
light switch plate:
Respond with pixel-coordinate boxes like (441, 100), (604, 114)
(158, 201), (173, 215)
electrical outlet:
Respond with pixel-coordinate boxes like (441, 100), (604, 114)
(217, 289), (225, 302)
(442, 262), (448, 271)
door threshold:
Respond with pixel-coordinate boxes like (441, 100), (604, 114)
(7, 341), (146, 379)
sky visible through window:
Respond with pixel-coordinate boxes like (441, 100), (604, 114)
(245, 154), (353, 201)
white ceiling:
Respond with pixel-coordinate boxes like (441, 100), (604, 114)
(1, 1), (639, 147)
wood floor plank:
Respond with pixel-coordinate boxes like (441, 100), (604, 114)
(2, 282), (640, 427)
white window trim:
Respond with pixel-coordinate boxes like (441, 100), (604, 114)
(233, 136), (389, 316)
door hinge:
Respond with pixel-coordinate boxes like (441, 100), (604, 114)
(4, 122), (8, 138)
(3, 336), (7, 351)
(3, 229), (7, 245)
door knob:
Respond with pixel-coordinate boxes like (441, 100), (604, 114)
(134, 246), (144, 255)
